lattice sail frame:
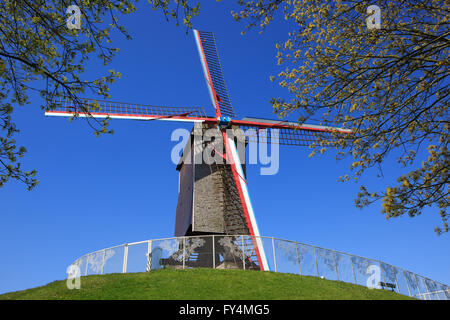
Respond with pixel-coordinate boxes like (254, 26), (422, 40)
(45, 97), (208, 122)
(194, 30), (236, 118)
(236, 117), (352, 147)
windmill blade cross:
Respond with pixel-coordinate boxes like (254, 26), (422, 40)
(41, 30), (354, 274)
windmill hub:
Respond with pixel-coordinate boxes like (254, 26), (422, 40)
(218, 116), (232, 127)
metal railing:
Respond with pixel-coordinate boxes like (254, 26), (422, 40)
(71, 235), (449, 300)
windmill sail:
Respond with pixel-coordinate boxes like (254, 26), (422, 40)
(193, 30), (268, 271)
(223, 133), (270, 271)
(234, 117), (352, 146)
(194, 30), (236, 118)
(45, 97), (210, 122)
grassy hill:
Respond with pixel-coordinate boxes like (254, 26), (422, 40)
(0, 268), (414, 300)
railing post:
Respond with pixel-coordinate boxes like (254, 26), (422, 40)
(415, 274), (423, 300)
(212, 235), (215, 269)
(314, 247), (319, 277)
(182, 237), (186, 270)
(101, 250), (106, 274)
(272, 237), (277, 273)
(85, 255), (90, 276)
(403, 271), (412, 297)
(350, 255), (357, 284)
(424, 279), (434, 300)
(122, 244), (129, 273)
(147, 240), (153, 272)
(333, 251), (339, 281)
(242, 235), (245, 270)
(296, 243), (302, 276)
(393, 267), (400, 294)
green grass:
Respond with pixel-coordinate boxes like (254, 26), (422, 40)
(0, 268), (414, 300)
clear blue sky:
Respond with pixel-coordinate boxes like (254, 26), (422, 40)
(0, 1), (448, 294)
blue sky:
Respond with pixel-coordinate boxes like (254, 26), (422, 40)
(0, 1), (448, 294)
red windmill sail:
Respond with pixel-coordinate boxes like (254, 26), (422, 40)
(193, 30), (235, 119)
(193, 29), (270, 270)
(45, 97), (211, 122)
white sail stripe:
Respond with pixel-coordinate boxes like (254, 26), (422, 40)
(227, 136), (270, 271)
(45, 112), (205, 123)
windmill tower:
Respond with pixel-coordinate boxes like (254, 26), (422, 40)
(174, 122), (250, 237)
(45, 30), (352, 271)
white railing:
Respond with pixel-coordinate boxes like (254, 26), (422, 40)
(71, 235), (450, 300)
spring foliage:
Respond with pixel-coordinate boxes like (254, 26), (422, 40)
(154, 0), (449, 234)
(230, 0), (449, 234)
(0, 0), (199, 191)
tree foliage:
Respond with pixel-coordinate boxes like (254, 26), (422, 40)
(2, 0), (448, 234)
(0, 0), (200, 190)
(231, 0), (449, 233)
(154, 0), (449, 234)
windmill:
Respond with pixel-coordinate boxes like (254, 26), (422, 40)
(45, 30), (352, 271)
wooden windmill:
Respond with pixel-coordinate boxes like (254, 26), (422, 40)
(45, 30), (351, 271)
